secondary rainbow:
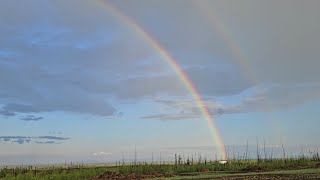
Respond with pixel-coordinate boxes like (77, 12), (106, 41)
(195, 1), (283, 138)
(96, 1), (227, 159)
(194, 1), (258, 85)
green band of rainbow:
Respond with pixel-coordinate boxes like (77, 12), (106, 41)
(97, 1), (227, 160)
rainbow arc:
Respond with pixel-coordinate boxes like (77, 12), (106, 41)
(97, 0), (227, 160)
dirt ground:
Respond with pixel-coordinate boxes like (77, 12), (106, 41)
(91, 166), (320, 180)
(216, 173), (320, 180)
(92, 172), (320, 180)
(91, 171), (172, 180)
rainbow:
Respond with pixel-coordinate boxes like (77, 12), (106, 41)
(194, 1), (283, 139)
(96, 1), (227, 159)
(193, 1), (258, 85)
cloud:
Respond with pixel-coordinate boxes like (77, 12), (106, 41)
(37, 136), (69, 141)
(20, 115), (43, 121)
(49, 131), (63, 135)
(0, 110), (15, 117)
(142, 83), (320, 121)
(3, 104), (38, 113)
(0, 0), (251, 117)
(35, 141), (58, 144)
(235, 83), (320, 112)
(1, 0), (320, 120)
(92, 151), (112, 156)
(0, 136), (70, 144)
(116, 64), (252, 99)
(111, 0), (320, 84)
(142, 113), (199, 121)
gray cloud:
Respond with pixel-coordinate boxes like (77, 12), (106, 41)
(142, 113), (199, 121)
(4, 104), (39, 113)
(242, 83), (320, 111)
(116, 75), (187, 99)
(49, 131), (62, 135)
(37, 136), (69, 141)
(0, 136), (70, 144)
(111, 0), (320, 84)
(35, 141), (57, 144)
(142, 83), (320, 121)
(0, 110), (15, 117)
(1, 0), (320, 119)
(19, 115), (43, 121)
(116, 64), (252, 99)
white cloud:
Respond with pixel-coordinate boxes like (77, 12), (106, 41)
(92, 151), (112, 156)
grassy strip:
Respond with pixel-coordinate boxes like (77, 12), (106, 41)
(1, 159), (319, 179)
(119, 164), (243, 174)
(0, 167), (114, 180)
(165, 168), (320, 180)
(118, 159), (317, 174)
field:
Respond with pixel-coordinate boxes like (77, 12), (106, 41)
(1, 154), (320, 180)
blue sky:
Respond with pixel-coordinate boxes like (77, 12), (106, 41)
(1, 0), (320, 165)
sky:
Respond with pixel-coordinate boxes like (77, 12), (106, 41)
(1, 0), (320, 165)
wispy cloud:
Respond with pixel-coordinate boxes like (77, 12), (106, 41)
(142, 113), (199, 121)
(0, 110), (15, 117)
(92, 151), (112, 156)
(49, 131), (62, 135)
(35, 141), (58, 144)
(142, 83), (320, 121)
(19, 115), (43, 121)
(0, 136), (70, 144)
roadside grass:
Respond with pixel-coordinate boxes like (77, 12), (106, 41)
(1, 159), (319, 180)
(119, 163), (243, 174)
(1, 159), (319, 179)
(164, 168), (320, 180)
(118, 158), (318, 175)
(0, 167), (117, 180)
(1, 145), (320, 180)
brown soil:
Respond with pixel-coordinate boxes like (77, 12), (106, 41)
(241, 165), (268, 172)
(92, 164), (320, 180)
(215, 173), (320, 180)
(240, 164), (320, 173)
(92, 172), (320, 180)
(91, 171), (172, 180)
